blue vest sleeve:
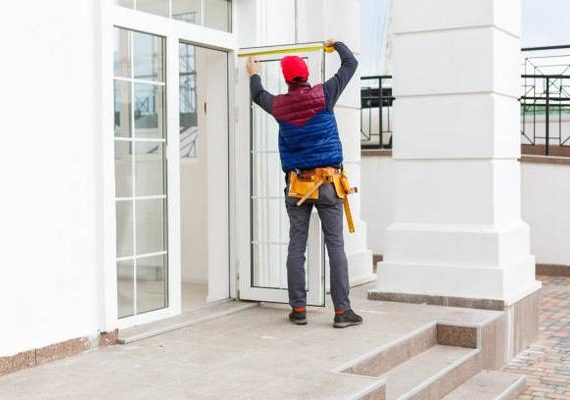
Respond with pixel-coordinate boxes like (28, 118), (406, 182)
(250, 74), (274, 114)
(323, 42), (359, 111)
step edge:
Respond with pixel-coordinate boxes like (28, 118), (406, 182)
(441, 371), (526, 400)
(117, 302), (260, 344)
(340, 374), (387, 400)
(332, 321), (438, 373)
(393, 347), (480, 400)
(496, 374), (527, 400)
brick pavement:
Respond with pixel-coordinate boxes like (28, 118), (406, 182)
(502, 276), (570, 400)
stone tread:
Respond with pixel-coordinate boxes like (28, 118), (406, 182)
(441, 371), (526, 400)
(380, 344), (477, 400)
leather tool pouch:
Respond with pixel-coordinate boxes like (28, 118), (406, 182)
(288, 171), (320, 201)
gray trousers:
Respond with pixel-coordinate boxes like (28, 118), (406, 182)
(285, 181), (351, 311)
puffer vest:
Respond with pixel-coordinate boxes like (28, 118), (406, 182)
(272, 84), (343, 172)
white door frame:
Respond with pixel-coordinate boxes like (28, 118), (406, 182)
(101, 2), (239, 331)
(234, 44), (327, 306)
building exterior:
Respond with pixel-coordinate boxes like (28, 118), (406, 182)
(0, 0), (372, 362)
(1, 0), (548, 376)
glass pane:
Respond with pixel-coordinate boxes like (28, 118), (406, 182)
(172, 0), (201, 23)
(252, 199), (284, 244)
(204, 0), (231, 32)
(136, 0), (169, 18)
(115, 141), (133, 197)
(253, 244), (285, 288)
(133, 31), (164, 82)
(116, 201), (134, 257)
(117, 259), (134, 318)
(113, 28), (131, 78)
(114, 80), (132, 138)
(136, 199), (166, 254)
(135, 142), (165, 196)
(134, 83), (165, 138)
(136, 255), (168, 314)
(252, 153), (283, 198)
(179, 43), (198, 158)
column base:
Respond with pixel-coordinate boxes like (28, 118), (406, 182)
(374, 254), (537, 302)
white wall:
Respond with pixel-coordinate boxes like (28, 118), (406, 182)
(361, 156), (393, 255)
(0, 0), (102, 356)
(362, 156), (570, 266)
(522, 162), (570, 265)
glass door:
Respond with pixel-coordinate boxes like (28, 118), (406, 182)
(236, 44), (326, 306)
(113, 28), (168, 318)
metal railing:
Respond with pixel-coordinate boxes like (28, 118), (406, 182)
(360, 75), (394, 149)
(521, 74), (570, 155)
(361, 71), (570, 156)
(520, 44), (570, 156)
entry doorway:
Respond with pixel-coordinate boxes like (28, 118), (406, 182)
(179, 43), (230, 311)
(235, 43), (327, 306)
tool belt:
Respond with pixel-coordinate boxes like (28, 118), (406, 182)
(288, 167), (357, 233)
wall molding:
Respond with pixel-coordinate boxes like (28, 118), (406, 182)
(0, 330), (118, 377)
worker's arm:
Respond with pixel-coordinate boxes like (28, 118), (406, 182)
(250, 74), (274, 114)
(247, 57), (274, 114)
(323, 41), (359, 110)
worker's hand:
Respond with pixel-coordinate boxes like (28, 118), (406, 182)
(324, 39), (337, 53)
(246, 57), (261, 76)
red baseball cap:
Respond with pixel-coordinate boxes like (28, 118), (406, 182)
(280, 56), (309, 83)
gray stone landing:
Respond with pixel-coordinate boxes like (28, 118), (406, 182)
(0, 284), (525, 400)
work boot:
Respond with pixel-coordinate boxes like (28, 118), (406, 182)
(288, 308), (307, 325)
(333, 309), (363, 328)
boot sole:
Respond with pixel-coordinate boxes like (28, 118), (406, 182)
(333, 320), (363, 328)
(289, 318), (308, 325)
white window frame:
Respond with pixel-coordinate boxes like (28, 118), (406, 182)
(100, 0), (238, 331)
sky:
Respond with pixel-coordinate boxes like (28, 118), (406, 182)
(521, 0), (570, 48)
(359, 0), (570, 75)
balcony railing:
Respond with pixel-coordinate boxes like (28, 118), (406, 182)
(360, 75), (394, 149)
(362, 45), (570, 156)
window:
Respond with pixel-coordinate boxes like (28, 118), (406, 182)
(117, 0), (232, 33)
(179, 42), (198, 158)
(113, 27), (168, 318)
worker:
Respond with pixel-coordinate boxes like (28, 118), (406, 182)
(246, 39), (363, 328)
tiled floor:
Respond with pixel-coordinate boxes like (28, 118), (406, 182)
(503, 276), (570, 400)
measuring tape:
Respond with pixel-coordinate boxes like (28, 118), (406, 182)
(238, 45), (335, 58)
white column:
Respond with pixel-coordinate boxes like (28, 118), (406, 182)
(375, 0), (540, 304)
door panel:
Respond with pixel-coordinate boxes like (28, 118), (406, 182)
(237, 44), (326, 305)
(113, 27), (169, 318)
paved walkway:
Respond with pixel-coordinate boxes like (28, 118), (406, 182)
(503, 276), (570, 400)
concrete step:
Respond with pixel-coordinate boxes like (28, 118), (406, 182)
(117, 300), (259, 344)
(380, 345), (479, 400)
(441, 371), (526, 400)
